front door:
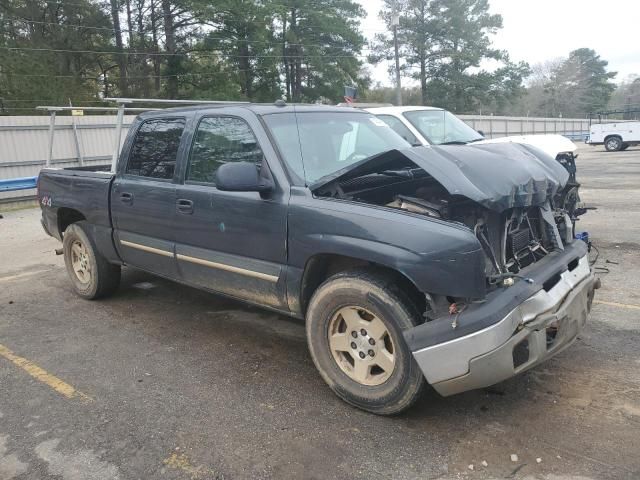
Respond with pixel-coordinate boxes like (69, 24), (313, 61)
(174, 114), (289, 309)
(111, 116), (186, 278)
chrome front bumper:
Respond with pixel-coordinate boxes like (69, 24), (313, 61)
(412, 254), (599, 396)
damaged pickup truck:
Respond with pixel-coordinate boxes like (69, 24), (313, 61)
(37, 104), (599, 415)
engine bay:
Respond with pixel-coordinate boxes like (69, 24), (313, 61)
(315, 167), (574, 288)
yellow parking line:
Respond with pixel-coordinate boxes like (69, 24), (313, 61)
(0, 269), (51, 283)
(594, 300), (640, 311)
(0, 343), (92, 402)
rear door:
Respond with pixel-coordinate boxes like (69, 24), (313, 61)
(174, 111), (289, 309)
(111, 116), (187, 277)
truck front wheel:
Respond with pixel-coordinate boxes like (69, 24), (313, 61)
(306, 269), (425, 415)
(605, 136), (623, 151)
(62, 222), (121, 299)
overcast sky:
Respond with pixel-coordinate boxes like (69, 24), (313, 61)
(358, 0), (639, 86)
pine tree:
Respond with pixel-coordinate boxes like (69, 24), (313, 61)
(371, 0), (529, 111)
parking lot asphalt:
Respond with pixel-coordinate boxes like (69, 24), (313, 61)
(1, 144), (639, 480)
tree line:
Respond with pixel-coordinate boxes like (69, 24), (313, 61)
(0, 0), (627, 117)
(0, 0), (368, 110)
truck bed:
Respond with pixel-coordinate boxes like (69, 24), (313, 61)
(38, 167), (116, 243)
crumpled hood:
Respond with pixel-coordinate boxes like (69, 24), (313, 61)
(311, 142), (569, 212)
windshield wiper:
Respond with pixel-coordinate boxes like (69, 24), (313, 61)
(440, 138), (485, 145)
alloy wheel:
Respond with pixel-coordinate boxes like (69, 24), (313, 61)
(70, 240), (91, 284)
(327, 306), (396, 386)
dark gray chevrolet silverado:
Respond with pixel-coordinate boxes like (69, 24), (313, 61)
(37, 104), (599, 414)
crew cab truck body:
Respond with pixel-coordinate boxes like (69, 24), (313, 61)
(38, 104), (599, 414)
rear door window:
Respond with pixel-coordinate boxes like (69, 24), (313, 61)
(126, 118), (186, 179)
(376, 115), (419, 145)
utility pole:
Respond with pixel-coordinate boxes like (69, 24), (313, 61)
(392, 3), (402, 106)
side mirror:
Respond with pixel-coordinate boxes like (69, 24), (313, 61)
(477, 130), (485, 137)
(215, 161), (274, 193)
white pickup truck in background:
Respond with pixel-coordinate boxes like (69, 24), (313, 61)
(587, 121), (640, 151)
(362, 105), (578, 160)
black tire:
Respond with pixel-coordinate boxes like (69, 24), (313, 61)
(605, 136), (623, 152)
(621, 143), (630, 151)
(306, 269), (425, 415)
(62, 221), (121, 299)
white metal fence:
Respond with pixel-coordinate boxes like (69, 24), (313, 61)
(0, 115), (135, 201)
(0, 113), (590, 203)
(458, 115), (590, 140)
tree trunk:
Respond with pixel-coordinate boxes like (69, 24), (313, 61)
(452, 40), (461, 112)
(125, 0), (134, 46)
(419, 1), (427, 105)
(162, 0), (178, 98)
(238, 39), (252, 100)
(290, 8), (302, 101)
(150, 0), (161, 94)
(282, 16), (291, 101)
(103, 69), (110, 98)
(110, 0), (128, 96)
(137, 0), (151, 97)
(420, 54), (427, 105)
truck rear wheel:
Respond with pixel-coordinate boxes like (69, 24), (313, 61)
(605, 136), (623, 151)
(62, 222), (120, 299)
(306, 269), (425, 415)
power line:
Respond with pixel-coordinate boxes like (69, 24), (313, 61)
(0, 16), (387, 37)
(0, 45), (372, 58)
(32, 0), (385, 22)
(0, 17), (118, 32)
(1, 2), (390, 33)
(0, 18), (378, 52)
(0, 70), (274, 79)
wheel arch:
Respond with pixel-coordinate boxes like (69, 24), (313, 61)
(56, 210), (122, 265)
(57, 207), (86, 237)
(604, 134), (622, 141)
(299, 253), (426, 317)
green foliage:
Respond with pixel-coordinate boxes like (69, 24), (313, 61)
(0, 0), (113, 111)
(370, 0), (530, 112)
(273, 0), (368, 102)
(608, 75), (640, 118)
(0, 0), (627, 118)
(541, 48), (616, 116)
(507, 49), (619, 117)
(0, 0), (370, 111)
(197, 0), (281, 102)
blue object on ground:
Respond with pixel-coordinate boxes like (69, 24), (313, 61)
(575, 231), (589, 244)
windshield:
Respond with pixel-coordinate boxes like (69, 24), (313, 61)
(263, 111), (410, 184)
(403, 109), (484, 145)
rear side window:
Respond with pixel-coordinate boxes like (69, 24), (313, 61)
(376, 115), (419, 145)
(126, 118), (186, 179)
(187, 116), (263, 184)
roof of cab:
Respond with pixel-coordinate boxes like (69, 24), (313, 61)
(364, 106), (443, 115)
(137, 103), (366, 119)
